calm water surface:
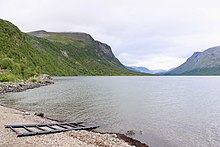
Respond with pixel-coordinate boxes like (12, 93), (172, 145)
(1, 76), (220, 147)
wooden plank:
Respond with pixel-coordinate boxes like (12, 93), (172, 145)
(23, 126), (33, 132)
(5, 122), (84, 128)
(35, 125), (47, 131)
(17, 125), (99, 137)
(56, 124), (69, 129)
(9, 126), (18, 134)
(61, 125), (99, 132)
(66, 123), (77, 128)
(66, 122), (86, 128)
(46, 125), (58, 130)
(5, 122), (99, 137)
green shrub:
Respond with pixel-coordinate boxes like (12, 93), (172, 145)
(0, 58), (14, 70)
(27, 76), (42, 83)
(0, 73), (16, 82)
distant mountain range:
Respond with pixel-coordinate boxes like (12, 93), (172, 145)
(2, 18), (220, 80)
(165, 46), (220, 75)
(128, 45), (220, 75)
(126, 66), (167, 74)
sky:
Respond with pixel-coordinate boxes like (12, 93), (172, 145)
(1, 0), (220, 70)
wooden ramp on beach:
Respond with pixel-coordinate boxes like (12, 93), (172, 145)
(5, 122), (99, 137)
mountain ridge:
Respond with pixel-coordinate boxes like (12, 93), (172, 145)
(28, 30), (124, 67)
(126, 66), (167, 74)
(165, 46), (220, 75)
(0, 18), (148, 81)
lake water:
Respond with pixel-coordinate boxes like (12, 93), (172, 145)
(1, 76), (220, 146)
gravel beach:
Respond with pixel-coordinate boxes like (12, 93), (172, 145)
(0, 105), (133, 147)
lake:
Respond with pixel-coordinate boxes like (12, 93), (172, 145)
(1, 76), (220, 147)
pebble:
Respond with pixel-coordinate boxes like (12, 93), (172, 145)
(111, 134), (117, 138)
(126, 130), (135, 136)
(23, 112), (30, 115)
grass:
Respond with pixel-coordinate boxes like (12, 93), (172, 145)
(27, 76), (42, 83)
(0, 73), (16, 82)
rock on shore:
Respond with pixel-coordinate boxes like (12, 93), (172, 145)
(0, 74), (54, 94)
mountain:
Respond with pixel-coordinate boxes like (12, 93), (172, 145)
(126, 66), (151, 73)
(0, 18), (147, 81)
(28, 31), (124, 67)
(165, 46), (220, 75)
(151, 69), (167, 74)
(126, 66), (166, 74)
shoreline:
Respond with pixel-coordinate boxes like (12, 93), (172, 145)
(0, 74), (54, 94)
(0, 98), (148, 147)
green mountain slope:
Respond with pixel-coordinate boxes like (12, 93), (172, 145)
(0, 18), (147, 81)
(165, 46), (220, 75)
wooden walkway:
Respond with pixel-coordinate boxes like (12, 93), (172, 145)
(5, 122), (99, 137)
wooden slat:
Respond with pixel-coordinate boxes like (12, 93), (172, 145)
(66, 123), (77, 128)
(35, 125), (47, 131)
(46, 125), (58, 130)
(23, 126), (32, 132)
(9, 126), (18, 134)
(56, 124), (69, 129)
(5, 122), (84, 128)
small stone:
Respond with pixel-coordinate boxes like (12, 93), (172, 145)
(34, 112), (44, 117)
(126, 130), (135, 136)
(23, 112), (30, 115)
(111, 134), (117, 138)
(139, 130), (143, 135)
(111, 138), (116, 142)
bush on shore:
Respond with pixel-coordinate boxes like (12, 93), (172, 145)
(0, 73), (16, 82)
(27, 76), (42, 83)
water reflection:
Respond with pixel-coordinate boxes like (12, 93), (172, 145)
(1, 76), (220, 147)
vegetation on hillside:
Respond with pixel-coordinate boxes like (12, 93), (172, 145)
(0, 18), (150, 81)
(0, 19), (39, 81)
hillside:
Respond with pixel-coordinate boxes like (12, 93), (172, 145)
(0, 18), (146, 81)
(165, 46), (220, 75)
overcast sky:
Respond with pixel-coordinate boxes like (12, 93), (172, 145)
(1, 0), (220, 70)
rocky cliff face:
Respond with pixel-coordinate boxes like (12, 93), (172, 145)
(29, 31), (94, 41)
(29, 31), (125, 68)
(94, 41), (123, 66)
(166, 46), (220, 75)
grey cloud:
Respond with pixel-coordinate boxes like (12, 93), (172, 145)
(1, 0), (220, 69)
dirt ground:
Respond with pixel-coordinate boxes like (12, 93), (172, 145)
(0, 105), (132, 147)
